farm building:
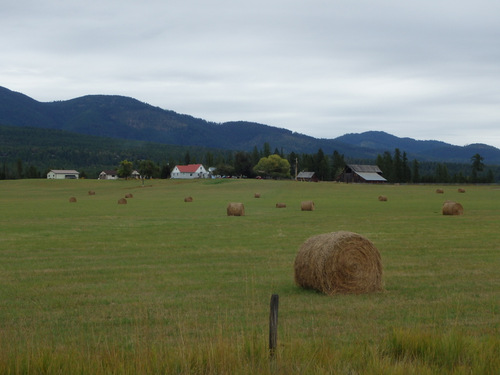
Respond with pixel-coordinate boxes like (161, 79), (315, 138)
(99, 170), (119, 180)
(171, 164), (210, 179)
(47, 169), (79, 179)
(296, 171), (319, 182)
(337, 164), (387, 183)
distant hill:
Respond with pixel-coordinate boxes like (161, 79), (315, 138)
(1, 86), (499, 164)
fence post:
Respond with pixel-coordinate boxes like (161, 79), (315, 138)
(269, 294), (279, 359)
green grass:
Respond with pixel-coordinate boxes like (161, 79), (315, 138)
(0, 179), (499, 374)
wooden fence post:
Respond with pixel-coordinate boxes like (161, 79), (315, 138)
(269, 294), (279, 359)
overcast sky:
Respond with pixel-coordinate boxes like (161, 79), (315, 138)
(2, 0), (500, 148)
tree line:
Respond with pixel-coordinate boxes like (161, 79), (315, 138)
(112, 144), (496, 184)
(1, 138), (497, 183)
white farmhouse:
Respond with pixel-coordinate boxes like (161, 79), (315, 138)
(171, 164), (209, 179)
(47, 169), (80, 179)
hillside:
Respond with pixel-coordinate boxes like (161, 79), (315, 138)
(1, 86), (500, 164)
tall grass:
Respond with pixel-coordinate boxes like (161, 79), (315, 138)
(0, 179), (499, 373)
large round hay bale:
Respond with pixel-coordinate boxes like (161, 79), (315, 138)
(294, 231), (383, 295)
(69, 197), (77, 203)
(227, 202), (245, 216)
(88, 190), (96, 195)
(254, 193), (261, 198)
(458, 188), (466, 193)
(442, 201), (463, 215)
(125, 193), (133, 198)
(184, 196), (193, 202)
(436, 189), (444, 194)
(276, 203), (287, 208)
(378, 195), (387, 201)
(118, 198), (127, 205)
(301, 201), (315, 211)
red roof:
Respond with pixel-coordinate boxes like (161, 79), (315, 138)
(176, 164), (202, 173)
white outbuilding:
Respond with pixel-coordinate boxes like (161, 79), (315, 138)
(47, 169), (80, 179)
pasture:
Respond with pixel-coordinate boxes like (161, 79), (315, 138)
(0, 179), (499, 374)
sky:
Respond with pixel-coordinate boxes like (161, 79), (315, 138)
(2, 0), (500, 148)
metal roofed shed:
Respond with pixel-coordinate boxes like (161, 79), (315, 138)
(296, 171), (319, 182)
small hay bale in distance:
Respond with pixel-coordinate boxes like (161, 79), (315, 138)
(301, 201), (315, 211)
(458, 188), (466, 193)
(118, 198), (127, 205)
(125, 193), (133, 198)
(294, 231), (383, 295)
(276, 203), (287, 208)
(442, 201), (463, 215)
(184, 196), (193, 202)
(69, 197), (77, 203)
(378, 195), (388, 201)
(436, 188), (444, 194)
(254, 193), (261, 198)
(227, 202), (245, 216)
(88, 190), (96, 195)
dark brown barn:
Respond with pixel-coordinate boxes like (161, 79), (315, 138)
(337, 164), (387, 183)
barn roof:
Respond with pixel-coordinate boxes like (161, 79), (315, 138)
(355, 172), (387, 182)
(49, 169), (79, 174)
(347, 164), (383, 173)
(176, 164), (203, 173)
(297, 171), (316, 179)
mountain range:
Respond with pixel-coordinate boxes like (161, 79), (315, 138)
(1, 85), (499, 165)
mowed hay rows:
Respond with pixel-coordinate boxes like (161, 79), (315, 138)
(442, 201), (464, 215)
(294, 231), (383, 295)
(118, 198), (127, 205)
(378, 195), (388, 201)
(227, 202), (245, 216)
(301, 201), (315, 211)
(276, 203), (287, 208)
(69, 197), (77, 203)
(184, 196), (193, 202)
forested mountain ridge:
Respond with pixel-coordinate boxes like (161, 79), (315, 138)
(1, 85), (500, 164)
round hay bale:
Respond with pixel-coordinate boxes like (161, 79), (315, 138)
(254, 193), (261, 198)
(458, 188), (466, 193)
(88, 190), (96, 195)
(184, 196), (193, 202)
(227, 202), (245, 216)
(118, 198), (127, 205)
(125, 193), (133, 198)
(442, 201), (463, 215)
(436, 189), (444, 194)
(301, 201), (315, 211)
(276, 203), (287, 208)
(69, 197), (77, 203)
(378, 195), (387, 201)
(294, 231), (383, 295)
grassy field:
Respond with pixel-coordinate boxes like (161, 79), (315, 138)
(0, 178), (499, 374)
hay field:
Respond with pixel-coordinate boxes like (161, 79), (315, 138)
(0, 179), (499, 374)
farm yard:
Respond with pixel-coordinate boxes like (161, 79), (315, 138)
(0, 179), (499, 374)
